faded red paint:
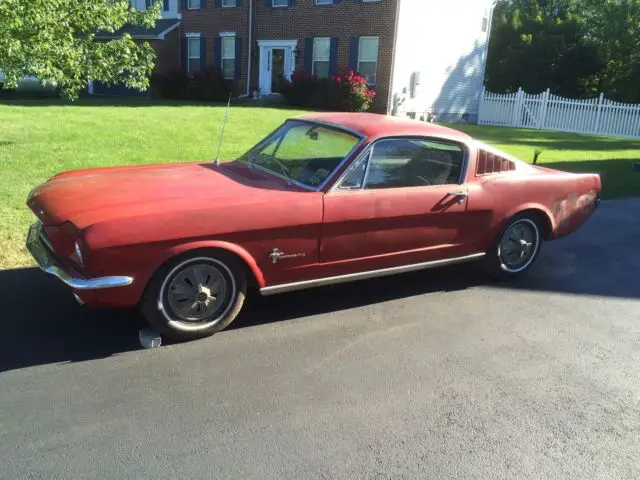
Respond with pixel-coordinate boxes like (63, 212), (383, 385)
(26, 114), (601, 308)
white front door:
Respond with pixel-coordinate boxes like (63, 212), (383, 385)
(258, 40), (298, 96)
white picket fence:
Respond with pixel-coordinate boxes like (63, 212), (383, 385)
(478, 87), (640, 138)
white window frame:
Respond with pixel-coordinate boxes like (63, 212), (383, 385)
(186, 33), (201, 76)
(358, 36), (379, 85)
(220, 33), (236, 80)
(222, 0), (236, 6)
(273, 0), (288, 7)
(312, 37), (331, 78)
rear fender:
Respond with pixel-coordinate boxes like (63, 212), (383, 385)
(503, 202), (557, 239)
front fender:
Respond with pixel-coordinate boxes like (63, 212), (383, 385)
(159, 240), (266, 288)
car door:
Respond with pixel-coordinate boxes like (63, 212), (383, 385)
(320, 136), (478, 270)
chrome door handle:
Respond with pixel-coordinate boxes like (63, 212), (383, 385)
(448, 191), (468, 197)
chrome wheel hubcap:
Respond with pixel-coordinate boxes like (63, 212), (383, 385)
(499, 220), (539, 272)
(166, 264), (228, 322)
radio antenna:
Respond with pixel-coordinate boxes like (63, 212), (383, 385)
(214, 93), (232, 166)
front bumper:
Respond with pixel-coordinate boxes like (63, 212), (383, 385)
(26, 222), (133, 290)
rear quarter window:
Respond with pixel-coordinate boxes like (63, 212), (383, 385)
(476, 149), (516, 175)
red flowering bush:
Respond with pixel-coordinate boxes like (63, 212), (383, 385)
(281, 67), (375, 112)
(329, 68), (376, 112)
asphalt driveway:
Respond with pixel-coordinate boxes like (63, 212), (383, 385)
(0, 198), (639, 479)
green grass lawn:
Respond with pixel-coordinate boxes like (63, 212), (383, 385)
(1, 98), (639, 269)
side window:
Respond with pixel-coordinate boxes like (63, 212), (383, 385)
(363, 138), (464, 189)
(340, 152), (369, 189)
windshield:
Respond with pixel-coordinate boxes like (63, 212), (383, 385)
(237, 120), (361, 189)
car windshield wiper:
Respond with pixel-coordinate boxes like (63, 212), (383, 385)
(247, 151), (256, 168)
(252, 154), (293, 186)
(268, 157), (293, 186)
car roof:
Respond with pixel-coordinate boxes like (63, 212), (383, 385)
(294, 112), (473, 143)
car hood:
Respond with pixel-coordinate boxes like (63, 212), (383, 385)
(28, 161), (303, 228)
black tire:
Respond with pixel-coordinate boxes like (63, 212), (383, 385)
(140, 250), (247, 342)
(484, 212), (543, 280)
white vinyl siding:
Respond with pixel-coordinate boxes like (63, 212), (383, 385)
(313, 37), (331, 79)
(358, 37), (379, 85)
(389, 0), (494, 121)
(222, 36), (236, 80)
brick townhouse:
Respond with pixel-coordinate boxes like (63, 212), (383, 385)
(99, 0), (398, 112)
(96, 0), (493, 121)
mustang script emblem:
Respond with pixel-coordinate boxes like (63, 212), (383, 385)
(269, 248), (306, 264)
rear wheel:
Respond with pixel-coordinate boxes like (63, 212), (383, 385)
(141, 251), (246, 341)
(484, 213), (542, 279)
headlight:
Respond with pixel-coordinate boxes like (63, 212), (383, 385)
(74, 241), (84, 266)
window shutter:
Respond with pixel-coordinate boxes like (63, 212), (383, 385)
(237, 0), (243, 6)
(181, 37), (188, 74)
(235, 37), (242, 80)
(264, 0), (271, 6)
(163, 0), (170, 10)
(329, 37), (338, 76)
(145, 0), (152, 8)
(214, 36), (222, 69)
(181, 0), (188, 8)
(288, 0), (295, 6)
(200, 37), (207, 70)
(348, 36), (359, 72)
(214, 0), (221, 6)
(201, 0), (207, 7)
(304, 38), (313, 75)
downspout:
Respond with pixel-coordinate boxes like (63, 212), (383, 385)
(386, 0), (403, 115)
(246, 0), (253, 97)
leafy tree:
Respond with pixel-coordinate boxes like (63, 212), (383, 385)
(0, 0), (161, 99)
(485, 0), (604, 97)
(575, 0), (640, 102)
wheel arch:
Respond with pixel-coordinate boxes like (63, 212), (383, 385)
(154, 240), (266, 289)
(503, 204), (555, 241)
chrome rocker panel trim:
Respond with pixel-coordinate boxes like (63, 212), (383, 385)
(26, 222), (133, 291)
(260, 252), (486, 296)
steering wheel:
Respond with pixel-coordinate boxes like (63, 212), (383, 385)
(415, 175), (431, 186)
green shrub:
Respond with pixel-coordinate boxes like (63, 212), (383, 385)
(150, 67), (240, 101)
(150, 70), (190, 99)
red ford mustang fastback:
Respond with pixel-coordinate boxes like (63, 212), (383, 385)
(26, 112), (601, 340)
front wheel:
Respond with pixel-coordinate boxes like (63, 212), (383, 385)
(141, 251), (247, 342)
(484, 214), (542, 279)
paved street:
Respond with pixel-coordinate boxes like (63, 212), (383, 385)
(1, 198), (639, 479)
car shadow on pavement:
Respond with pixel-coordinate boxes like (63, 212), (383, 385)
(0, 264), (482, 373)
(231, 264), (483, 331)
(0, 268), (146, 373)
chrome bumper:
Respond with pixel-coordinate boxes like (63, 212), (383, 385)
(26, 222), (134, 290)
